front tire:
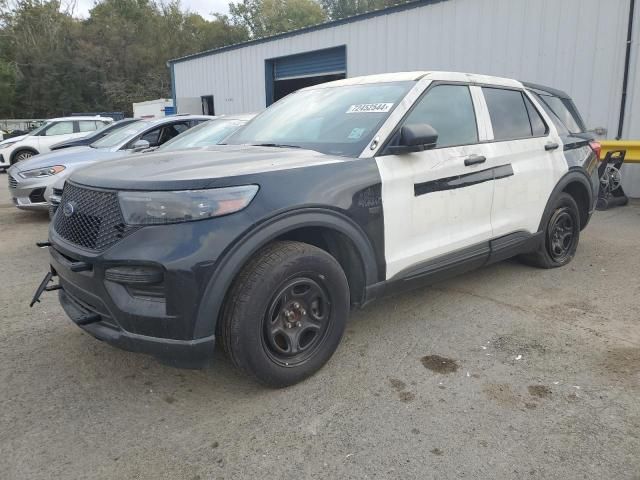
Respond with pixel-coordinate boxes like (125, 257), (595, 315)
(520, 193), (580, 268)
(12, 149), (36, 164)
(220, 241), (350, 387)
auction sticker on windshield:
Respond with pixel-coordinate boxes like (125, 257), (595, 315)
(346, 103), (394, 113)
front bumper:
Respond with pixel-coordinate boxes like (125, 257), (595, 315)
(8, 173), (54, 211)
(47, 203), (255, 367)
(58, 288), (215, 368)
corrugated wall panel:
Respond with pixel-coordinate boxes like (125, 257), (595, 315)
(173, 0), (636, 142)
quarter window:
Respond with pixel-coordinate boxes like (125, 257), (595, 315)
(404, 84), (478, 148)
(524, 96), (548, 136)
(78, 120), (99, 132)
(539, 94), (584, 133)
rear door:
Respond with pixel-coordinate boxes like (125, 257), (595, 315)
(479, 87), (567, 237)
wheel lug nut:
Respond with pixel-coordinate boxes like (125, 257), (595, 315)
(296, 321), (302, 327)
(293, 302), (300, 309)
(300, 309), (306, 316)
(286, 322), (292, 329)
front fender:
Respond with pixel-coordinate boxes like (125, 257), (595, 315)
(193, 208), (380, 338)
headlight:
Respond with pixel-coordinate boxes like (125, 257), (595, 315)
(19, 165), (66, 179)
(118, 185), (259, 225)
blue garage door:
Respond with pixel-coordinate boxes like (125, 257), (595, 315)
(272, 46), (346, 81)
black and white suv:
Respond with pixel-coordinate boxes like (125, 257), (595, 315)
(36, 72), (600, 387)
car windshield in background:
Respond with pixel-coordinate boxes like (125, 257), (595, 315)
(158, 118), (246, 152)
(226, 82), (414, 157)
(90, 120), (150, 149)
(28, 122), (51, 136)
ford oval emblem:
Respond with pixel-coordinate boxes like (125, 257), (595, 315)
(63, 202), (75, 218)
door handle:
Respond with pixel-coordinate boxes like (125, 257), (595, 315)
(464, 154), (486, 166)
(545, 142), (559, 151)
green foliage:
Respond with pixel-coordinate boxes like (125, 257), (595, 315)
(319, 0), (412, 19)
(0, 0), (249, 117)
(0, 0), (412, 118)
(229, 0), (326, 38)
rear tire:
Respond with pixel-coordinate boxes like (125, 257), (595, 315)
(520, 193), (580, 269)
(220, 241), (350, 387)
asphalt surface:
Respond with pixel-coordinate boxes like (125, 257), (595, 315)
(0, 177), (638, 479)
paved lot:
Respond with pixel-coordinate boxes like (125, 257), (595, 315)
(0, 177), (638, 480)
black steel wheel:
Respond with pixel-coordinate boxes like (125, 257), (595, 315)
(519, 192), (580, 269)
(263, 276), (332, 367)
(546, 207), (577, 263)
(220, 241), (350, 387)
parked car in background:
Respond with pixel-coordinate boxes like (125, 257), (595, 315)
(0, 116), (113, 169)
(8, 115), (212, 211)
(47, 114), (255, 214)
(148, 113), (255, 152)
(50, 118), (138, 151)
(39, 72), (599, 387)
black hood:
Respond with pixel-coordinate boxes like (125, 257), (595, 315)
(70, 145), (350, 191)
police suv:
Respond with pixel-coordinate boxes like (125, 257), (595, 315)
(35, 72), (600, 387)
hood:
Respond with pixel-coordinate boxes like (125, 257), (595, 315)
(10, 146), (120, 172)
(0, 134), (27, 147)
(71, 145), (349, 190)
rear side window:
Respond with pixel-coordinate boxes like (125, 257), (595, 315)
(538, 94), (584, 133)
(404, 84), (478, 147)
(78, 121), (99, 132)
(483, 88), (535, 141)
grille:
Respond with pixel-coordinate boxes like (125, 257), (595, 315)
(8, 175), (18, 189)
(53, 183), (135, 251)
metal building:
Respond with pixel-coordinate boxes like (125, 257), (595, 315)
(169, 0), (639, 192)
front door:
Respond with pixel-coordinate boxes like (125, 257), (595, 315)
(376, 83), (497, 280)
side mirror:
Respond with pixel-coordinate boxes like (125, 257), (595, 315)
(386, 124), (438, 154)
(131, 139), (150, 152)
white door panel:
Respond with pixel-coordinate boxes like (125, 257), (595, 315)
(490, 138), (567, 236)
(377, 145), (494, 279)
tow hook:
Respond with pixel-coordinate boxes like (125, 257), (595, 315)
(30, 270), (59, 307)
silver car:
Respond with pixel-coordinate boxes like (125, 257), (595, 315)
(47, 114), (256, 215)
(8, 115), (212, 211)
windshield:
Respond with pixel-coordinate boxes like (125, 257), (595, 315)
(158, 118), (247, 152)
(90, 120), (150, 148)
(225, 82), (414, 156)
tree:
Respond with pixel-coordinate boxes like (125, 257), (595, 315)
(319, 0), (410, 20)
(0, 0), (249, 117)
(229, 0), (326, 38)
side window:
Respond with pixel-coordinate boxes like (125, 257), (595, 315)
(404, 84), (478, 148)
(483, 88), (533, 141)
(157, 122), (189, 145)
(78, 121), (99, 132)
(139, 127), (162, 146)
(524, 96), (548, 136)
(44, 121), (74, 136)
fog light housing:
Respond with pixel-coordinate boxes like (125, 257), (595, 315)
(105, 266), (163, 284)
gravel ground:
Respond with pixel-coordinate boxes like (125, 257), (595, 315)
(0, 177), (638, 480)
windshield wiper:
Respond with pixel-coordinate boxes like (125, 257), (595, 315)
(251, 143), (302, 149)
